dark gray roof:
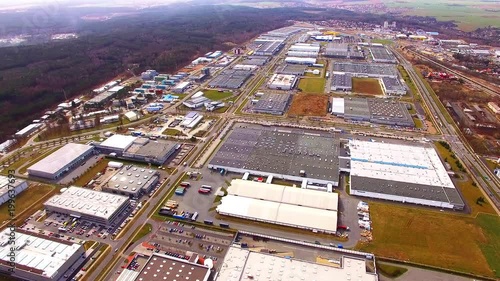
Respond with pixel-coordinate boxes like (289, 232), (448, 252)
(351, 175), (465, 207)
(253, 93), (292, 115)
(210, 126), (340, 181)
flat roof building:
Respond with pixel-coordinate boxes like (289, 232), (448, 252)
(28, 143), (94, 179)
(208, 69), (253, 89)
(44, 186), (131, 225)
(209, 124), (340, 185)
(333, 62), (398, 78)
(218, 246), (378, 281)
(276, 64), (307, 76)
(252, 92), (292, 115)
(173, 81), (190, 93)
(332, 97), (414, 127)
(103, 165), (160, 199)
(124, 138), (179, 165)
(380, 77), (406, 96)
(267, 74), (298, 90)
(217, 180), (338, 233)
(253, 39), (284, 56)
(331, 73), (353, 91)
(0, 176), (28, 206)
(15, 123), (42, 138)
(0, 228), (85, 281)
(369, 46), (397, 63)
(285, 57), (316, 65)
(346, 140), (465, 210)
(132, 254), (211, 281)
(240, 56), (269, 66)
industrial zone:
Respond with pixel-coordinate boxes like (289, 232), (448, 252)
(0, 20), (499, 281)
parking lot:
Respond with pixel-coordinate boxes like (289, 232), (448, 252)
(163, 168), (231, 223)
(28, 200), (144, 243)
(143, 221), (234, 269)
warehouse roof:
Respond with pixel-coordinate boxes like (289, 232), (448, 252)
(267, 74), (297, 88)
(227, 179), (338, 211)
(217, 195), (338, 233)
(0, 228), (82, 279)
(106, 166), (159, 194)
(209, 126), (340, 182)
(0, 176), (26, 197)
(44, 186), (129, 220)
(28, 143), (93, 175)
(218, 247), (378, 281)
(253, 92), (291, 115)
(99, 134), (137, 151)
(134, 254), (210, 281)
(349, 140), (455, 188)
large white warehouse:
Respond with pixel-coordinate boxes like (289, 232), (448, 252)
(0, 228), (85, 281)
(44, 186), (131, 225)
(0, 176), (28, 206)
(27, 143), (94, 179)
(345, 140), (465, 210)
(217, 180), (338, 234)
(218, 246), (378, 281)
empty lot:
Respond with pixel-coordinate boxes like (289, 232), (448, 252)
(288, 93), (328, 116)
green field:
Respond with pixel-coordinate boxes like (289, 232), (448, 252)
(132, 223), (152, 243)
(162, 128), (184, 136)
(356, 203), (500, 278)
(371, 38), (393, 45)
(73, 159), (109, 187)
(202, 89), (233, 101)
(0, 184), (54, 223)
(297, 78), (326, 93)
(386, 0), (500, 31)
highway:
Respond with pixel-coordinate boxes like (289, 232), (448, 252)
(391, 47), (500, 214)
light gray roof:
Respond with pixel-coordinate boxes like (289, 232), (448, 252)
(28, 143), (93, 174)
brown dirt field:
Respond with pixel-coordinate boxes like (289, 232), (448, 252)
(288, 94), (328, 116)
(352, 78), (384, 95)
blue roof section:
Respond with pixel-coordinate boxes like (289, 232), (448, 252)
(351, 158), (428, 169)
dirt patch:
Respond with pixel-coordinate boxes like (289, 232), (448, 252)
(352, 77), (384, 95)
(288, 94), (328, 116)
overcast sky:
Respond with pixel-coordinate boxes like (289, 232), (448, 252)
(0, 0), (183, 8)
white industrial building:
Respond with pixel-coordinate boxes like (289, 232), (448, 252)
(173, 81), (190, 93)
(285, 57), (316, 65)
(180, 111), (204, 128)
(0, 176), (28, 206)
(27, 143), (94, 179)
(0, 228), (85, 281)
(289, 44), (320, 53)
(233, 64), (258, 71)
(97, 134), (137, 153)
(286, 50), (319, 58)
(103, 165), (159, 199)
(346, 140), (465, 210)
(0, 139), (16, 152)
(218, 246), (378, 281)
(44, 186), (131, 225)
(217, 180), (338, 234)
(267, 74), (298, 90)
(15, 123), (42, 138)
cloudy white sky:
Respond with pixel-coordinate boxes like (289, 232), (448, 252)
(0, 0), (183, 8)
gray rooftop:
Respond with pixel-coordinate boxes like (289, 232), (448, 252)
(381, 77), (406, 92)
(253, 93), (292, 115)
(208, 69), (253, 89)
(369, 47), (396, 63)
(210, 126), (340, 182)
(276, 64), (307, 75)
(351, 175), (465, 207)
(344, 98), (371, 119)
(331, 73), (353, 89)
(28, 143), (93, 175)
(333, 62), (397, 77)
(125, 139), (178, 159)
(105, 165), (159, 195)
(241, 56), (269, 66)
